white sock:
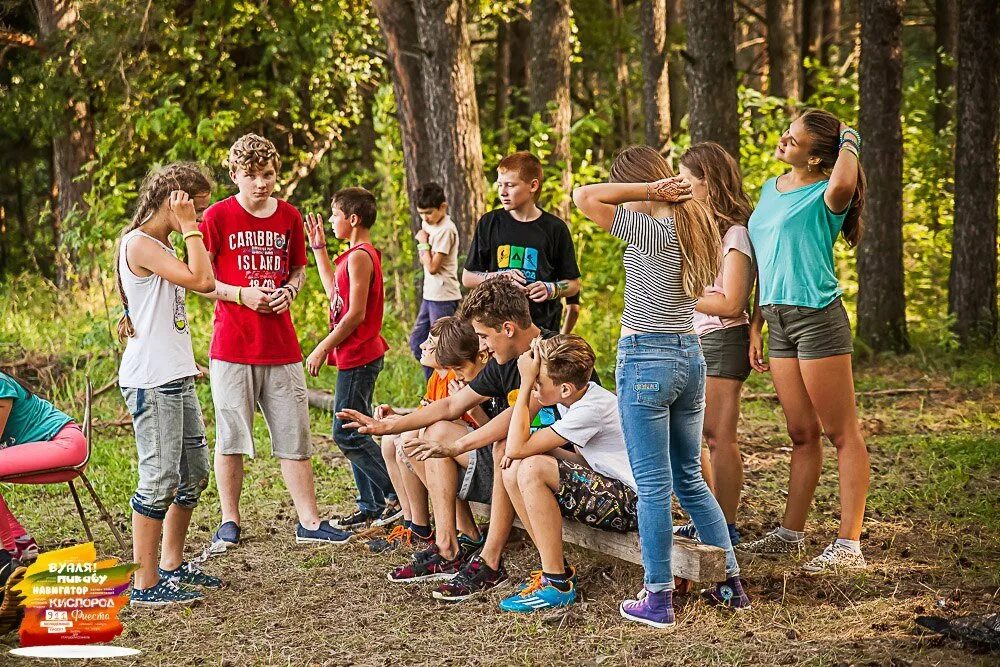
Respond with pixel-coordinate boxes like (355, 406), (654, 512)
(835, 538), (862, 554)
(775, 526), (804, 542)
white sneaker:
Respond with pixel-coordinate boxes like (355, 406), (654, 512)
(801, 541), (867, 574)
(738, 527), (805, 556)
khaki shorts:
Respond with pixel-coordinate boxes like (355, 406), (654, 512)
(210, 359), (312, 460)
(700, 324), (751, 381)
(761, 297), (854, 360)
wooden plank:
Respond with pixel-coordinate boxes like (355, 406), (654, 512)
(469, 502), (726, 583)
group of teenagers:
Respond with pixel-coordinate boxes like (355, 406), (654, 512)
(0, 106), (870, 630)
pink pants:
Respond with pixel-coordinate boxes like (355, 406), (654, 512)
(0, 422), (87, 551)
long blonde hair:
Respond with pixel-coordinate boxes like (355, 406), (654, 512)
(115, 162), (214, 342)
(610, 145), (721, 298)
(679, 142), (753, 238)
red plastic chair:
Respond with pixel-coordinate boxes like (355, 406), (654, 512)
(0, 378), (127, 550)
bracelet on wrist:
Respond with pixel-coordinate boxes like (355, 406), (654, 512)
(235, 287), (243, 306)
(839, 128), (861, 150)
(310, 243), (325, 250)
(182, 230), (204, 241)
(417, 243), (431, 252)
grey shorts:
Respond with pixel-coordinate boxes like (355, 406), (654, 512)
(122, 376), (210, 520)
(458, 444), (495, 504)
(761, 297), (854, 360)
(210, 359), (312, 460)
(700, 324), (751, 381)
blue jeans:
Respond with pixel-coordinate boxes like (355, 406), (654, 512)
(616, 334), (739, 591)
(332, 356), (394, 514)
(408, 299), (460, 379)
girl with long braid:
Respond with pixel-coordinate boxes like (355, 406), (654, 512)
(116, 163), (223, 606)
(574, 146), (750, 629)
(739, 110), (870, 574)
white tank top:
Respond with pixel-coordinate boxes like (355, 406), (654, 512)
(118, 230), (199, 389)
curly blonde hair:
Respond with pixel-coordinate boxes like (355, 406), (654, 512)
(227, 133), (281, 174)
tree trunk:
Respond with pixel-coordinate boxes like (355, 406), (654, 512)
(949, 0), (1000, 345)
(373, 0), (437, 239)
(766, 0), (802, 99)
(667, 0), (686, 133)
(528, 0), (572, 220)
(640, 0), (671, 152)
(508, 17), (530, 121)
(611, 0), (632, 145)
(33, 0), (93, 287)
(414, 0), (486, 250)
(685, 0), (740, 159)
(820, 0), (841, 67)
(857, 0), (908, 353)
(933, 0), (957, 135)
(800, 0), (822, 99)
(494, 20), (511, 143)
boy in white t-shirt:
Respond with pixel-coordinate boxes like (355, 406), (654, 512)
(498, 334), (638, 614)
(409, 182), (462, 379)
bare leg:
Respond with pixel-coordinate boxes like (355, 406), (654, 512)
(700, 449), (715, 493)
(396, 440), (431, 526)
(515, 456), (564, 572)
(420, 420), (476, 559)
(215, 452), (245, 527)
(159, 504), (194, 571)
(703, 376), (745, 524)
(501, 460), (536, 544)
(477, 439), (515, 570)
(455, 500), (478, 538)
(279, 458), (321, 529)
(770, 357), (824, 532)
(382, 434), (411, 521)
(799, 355), (869, 540)
(132, 513), (163, 589)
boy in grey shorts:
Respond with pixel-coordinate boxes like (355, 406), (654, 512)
(198, 134), (348, 548)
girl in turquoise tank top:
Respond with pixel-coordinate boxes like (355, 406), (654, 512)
(741, 110), (872, 575)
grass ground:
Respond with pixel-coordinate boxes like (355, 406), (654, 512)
(1, 279), (998, 666)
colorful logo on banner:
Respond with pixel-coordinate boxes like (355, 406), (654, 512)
(12, 543), (137, 648)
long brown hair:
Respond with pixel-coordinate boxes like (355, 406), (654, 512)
(679, 142), (753, 238)
(115, 163), (214, 342)
(800, 109), (866, 247)
(610, 145), (721, 298)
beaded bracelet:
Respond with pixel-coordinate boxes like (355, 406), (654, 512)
(839, 127), (862, 150)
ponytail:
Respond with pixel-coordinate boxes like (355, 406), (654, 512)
(115, 162), (214, 343)
(610, 145), (721, 298)
(800, 109), (866, 248)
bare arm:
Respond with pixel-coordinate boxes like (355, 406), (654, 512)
(824, 125), (860, 213)
(748, 269), (769, 373)
(420, 250), (447, 275)
(696, 251), (753, 319)
(305, 213), (336, 300)
(338, 384), (488, 436)
(561, 304), (580, 334)
(572, 178), (692, 231)
(305, 250), (371, 376)
(0, 398), (11, 437)
(129, 192), (215, 293)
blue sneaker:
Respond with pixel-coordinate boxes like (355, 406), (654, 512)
(209, 521), (240, 555)
(514, 565), (578, 593)
(130, 578), (203, 608)
(499, 572), (576, 613)
(159, 561), (223, 589)
(295, 520), (353, 545)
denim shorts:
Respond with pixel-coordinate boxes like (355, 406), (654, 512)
(700, 324), (751, 381)
(761, 297), (854, 360)
(122, 376), (210, 520)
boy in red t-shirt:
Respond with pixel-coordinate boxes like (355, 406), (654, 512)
(305, 187), (395, 532)
(198, 134), (347, 548)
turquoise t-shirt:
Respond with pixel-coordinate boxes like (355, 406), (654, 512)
(748, 176), (848, 308)
(0, 373), (72, 448)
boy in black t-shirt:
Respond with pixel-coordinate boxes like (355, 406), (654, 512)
(463, 151), (582, 332)
(338, 278), (555, 602)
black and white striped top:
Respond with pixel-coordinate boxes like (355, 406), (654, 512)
(611, 206), (696, 333)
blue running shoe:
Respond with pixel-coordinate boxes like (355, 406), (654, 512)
(159, 561), (223, 589)
(514, 565), (578, 593)
(499, 572), (576, 613)
(209, 521), (241, 555)
(296, 520), (353, 545)
(130, 578), (203, 608)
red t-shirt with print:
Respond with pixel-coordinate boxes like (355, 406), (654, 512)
(200, 196), (307, 365)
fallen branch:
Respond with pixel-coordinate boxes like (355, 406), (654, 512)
(743, 386), (949, 402)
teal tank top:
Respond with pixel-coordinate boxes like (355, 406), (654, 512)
(748, 176), (848, 309)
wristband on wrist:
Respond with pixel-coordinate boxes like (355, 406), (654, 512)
(182, 230), (204, 241)
(310, 243), (325, 250)
(236, 287), (243, 306)
(839, 128), (861, 150)
(417, 243), (431, 251)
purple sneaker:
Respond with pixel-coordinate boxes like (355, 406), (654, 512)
(619, 588), (675, 629)
(702, 576), (751, 610)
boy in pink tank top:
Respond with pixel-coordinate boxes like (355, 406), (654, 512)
(306, 187), (396, 531)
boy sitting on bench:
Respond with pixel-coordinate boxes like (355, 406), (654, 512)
(499, 334), (637, 613)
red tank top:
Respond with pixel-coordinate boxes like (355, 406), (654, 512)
(327, 243), (389, 370)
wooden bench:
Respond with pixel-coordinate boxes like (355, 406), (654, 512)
(469, 502), (726, 583)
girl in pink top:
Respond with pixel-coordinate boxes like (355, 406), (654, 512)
(676, 142), (755, 546)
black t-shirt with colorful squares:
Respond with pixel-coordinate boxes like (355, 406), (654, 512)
(464, 208), (581, 332)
